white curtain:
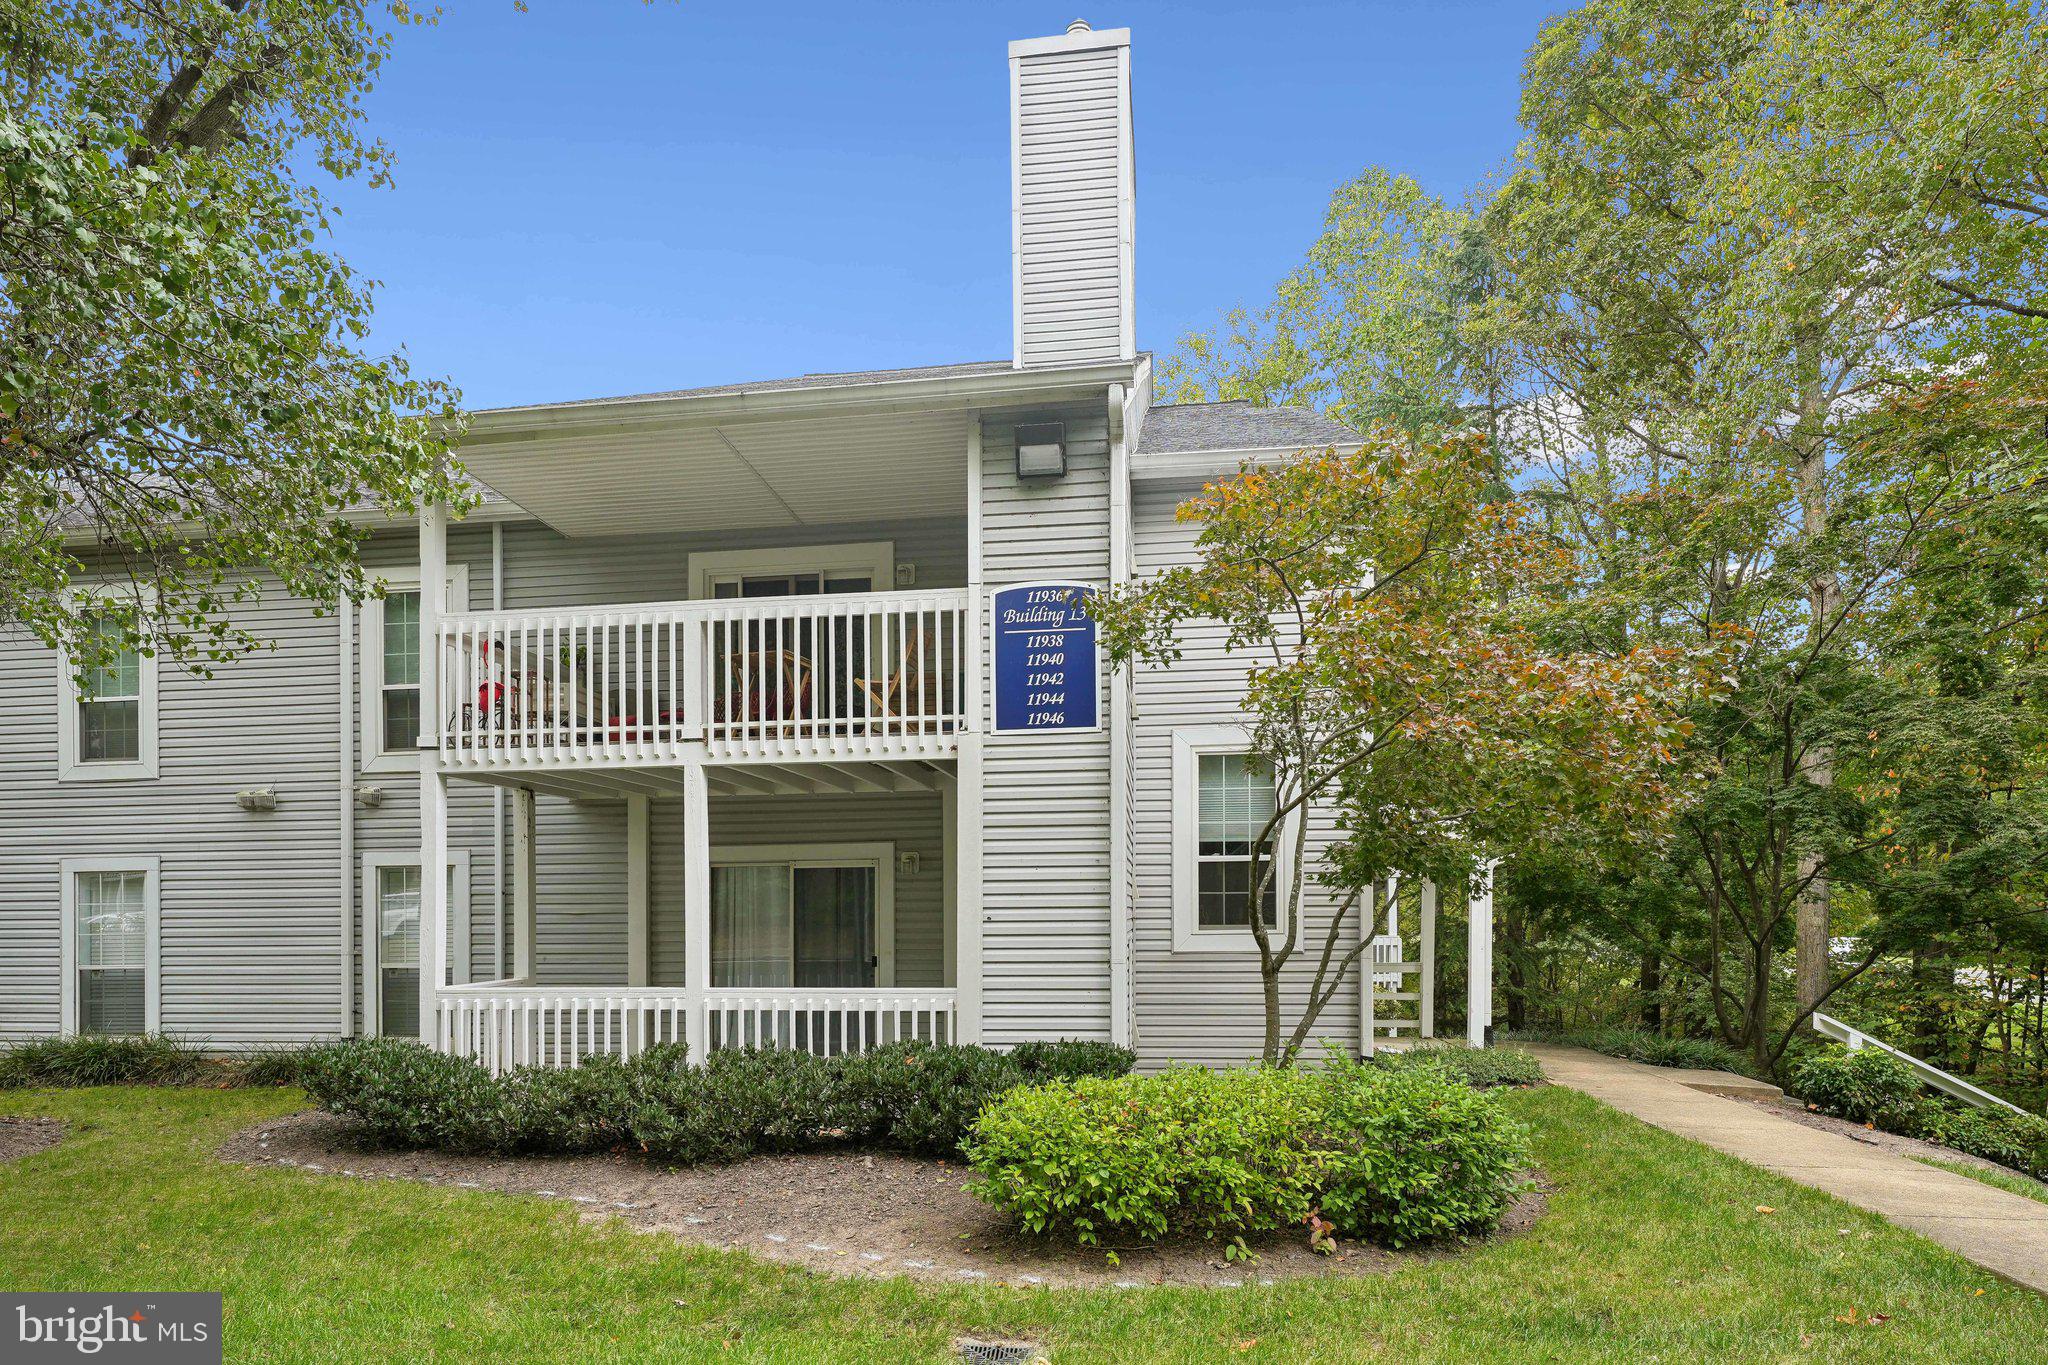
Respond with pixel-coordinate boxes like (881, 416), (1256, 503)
(712, 864), (793, 987)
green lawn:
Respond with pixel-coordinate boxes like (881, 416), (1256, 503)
(1, 1085), (2042, 1362)
(1910, 1154), (2048, 1207)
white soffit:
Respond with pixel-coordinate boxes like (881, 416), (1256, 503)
(458, 409), (972, 538)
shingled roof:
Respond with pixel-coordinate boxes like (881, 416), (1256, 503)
(1136, 400), (1359, 455)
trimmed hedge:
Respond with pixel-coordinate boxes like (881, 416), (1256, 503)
(1792, 1043), (2048, 1181)
(297, 1037), (1137, 1165)
(0, 1034), (314, 1089)
(1372, 1045), (1543, 1090)
(964, 1058), (1530, 1250)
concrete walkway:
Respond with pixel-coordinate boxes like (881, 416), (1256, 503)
(1524, 1043), (2048, 1295)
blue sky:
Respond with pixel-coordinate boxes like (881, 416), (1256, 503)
(330, 2), (1562, 410)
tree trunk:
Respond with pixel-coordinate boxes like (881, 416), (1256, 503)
(1639, 947), (1663, 1034)
(1748, 935), (1775, 1075)
(1503, 907), (1530, 1032)
(1793, 373), (1839, 1021)
(1794, 850), (1831, 1017)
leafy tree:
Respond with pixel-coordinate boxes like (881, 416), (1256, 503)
(1488, 0), (2048, 1070)
(0, 1), (470, 685)
(1160, 0), (2048, 1078)
(1157, 168), (1508, 442)
(1092, 431), (1718, 1065)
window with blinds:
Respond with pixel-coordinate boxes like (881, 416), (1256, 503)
(75, 870), (147, 1034)
(1196, 752), (1279, 929)
(377, 864), (421, 1038)
(380, 590), (422, 754)
(77, 614), (142, 764)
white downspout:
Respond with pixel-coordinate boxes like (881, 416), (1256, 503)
(1107, 381), (1133, 1049)
(491, 521), (506, 981)
(338, 599), (354, 1036)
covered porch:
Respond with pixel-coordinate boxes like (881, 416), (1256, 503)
(418, 755), (977, 1073)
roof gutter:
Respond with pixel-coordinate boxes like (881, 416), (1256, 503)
(57, 497), (533, 549)
(454, 360), (1140, 449)
(1130, 445), (1335, 482)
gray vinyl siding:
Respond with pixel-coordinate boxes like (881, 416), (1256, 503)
(1128, 481), (1361, 1068)
(0, 569), (348, 1049)
(353, 526), (504, 1015)
(0, 517), (964, 1048)
(1013, 42), (1129, 367)
(976, 405), (1114, 1042)
(499, 517), (967, 609)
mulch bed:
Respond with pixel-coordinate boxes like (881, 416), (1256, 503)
(1750, 1095), (2048, 1190)
(220, 1110), (1545, 1289)
(0, 1117), (65, 1164)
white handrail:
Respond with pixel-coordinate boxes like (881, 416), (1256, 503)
(1813, 1012), (2028, 1116)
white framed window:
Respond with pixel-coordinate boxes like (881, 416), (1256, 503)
(56, 601), (159, 782)
(708, 843), (896, 988)
(687, 542), (894, 600)
(1171, 726), (1289, 953)
(361, 850), (470, 1038)
(359, 565), (468, 773)
(59, 856), (161, 1035)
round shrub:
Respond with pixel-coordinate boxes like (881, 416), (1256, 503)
(297, 1038), (507, 1152)
(966, 1062), (1530, 1250)
(838, 1042), (1030, 1157)
(964, 1066), (1328, 1245)
(500, 1057), (637, 1154)
(1311, 1057), (1532, 1246)
(1792, 1044), (1921, 1127)
(698, 1047), (845, 1152)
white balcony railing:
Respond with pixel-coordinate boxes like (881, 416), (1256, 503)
(433, 588), (971, 769)
(435, 984), (959, 1073)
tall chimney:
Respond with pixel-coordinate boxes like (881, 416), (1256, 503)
(1009, 21), (1134, 368)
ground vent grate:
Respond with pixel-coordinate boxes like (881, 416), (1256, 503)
(955, 1338), (1045, 1364)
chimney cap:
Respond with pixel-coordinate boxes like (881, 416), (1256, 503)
(1067, 17), (1092, 33)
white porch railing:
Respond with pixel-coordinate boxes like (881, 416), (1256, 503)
(1369, 934), (1421, 1038)
(433, 588), (970, 770)
(703, 989), (958, 1054)
(434, 984), (959, 1074)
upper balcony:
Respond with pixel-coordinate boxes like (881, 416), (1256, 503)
(434, 586), (972, 772)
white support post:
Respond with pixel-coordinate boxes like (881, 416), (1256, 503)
(1467, 861), (1496, 1048)
(626, 794), (650, 988)
(954, 733), (984, 1043)
(959, 415), (985, 1046)
(1419, 878), (1437, 1040)
(417, 501), (448, 1046)
(682, 754), (711, 1058)
(940, 773), (958, 988)
(511, 786), (536, 982)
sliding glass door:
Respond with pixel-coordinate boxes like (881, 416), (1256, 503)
(711, 856), (880, 988)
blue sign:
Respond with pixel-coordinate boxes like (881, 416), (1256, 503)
(992, 582), (1100, 734)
